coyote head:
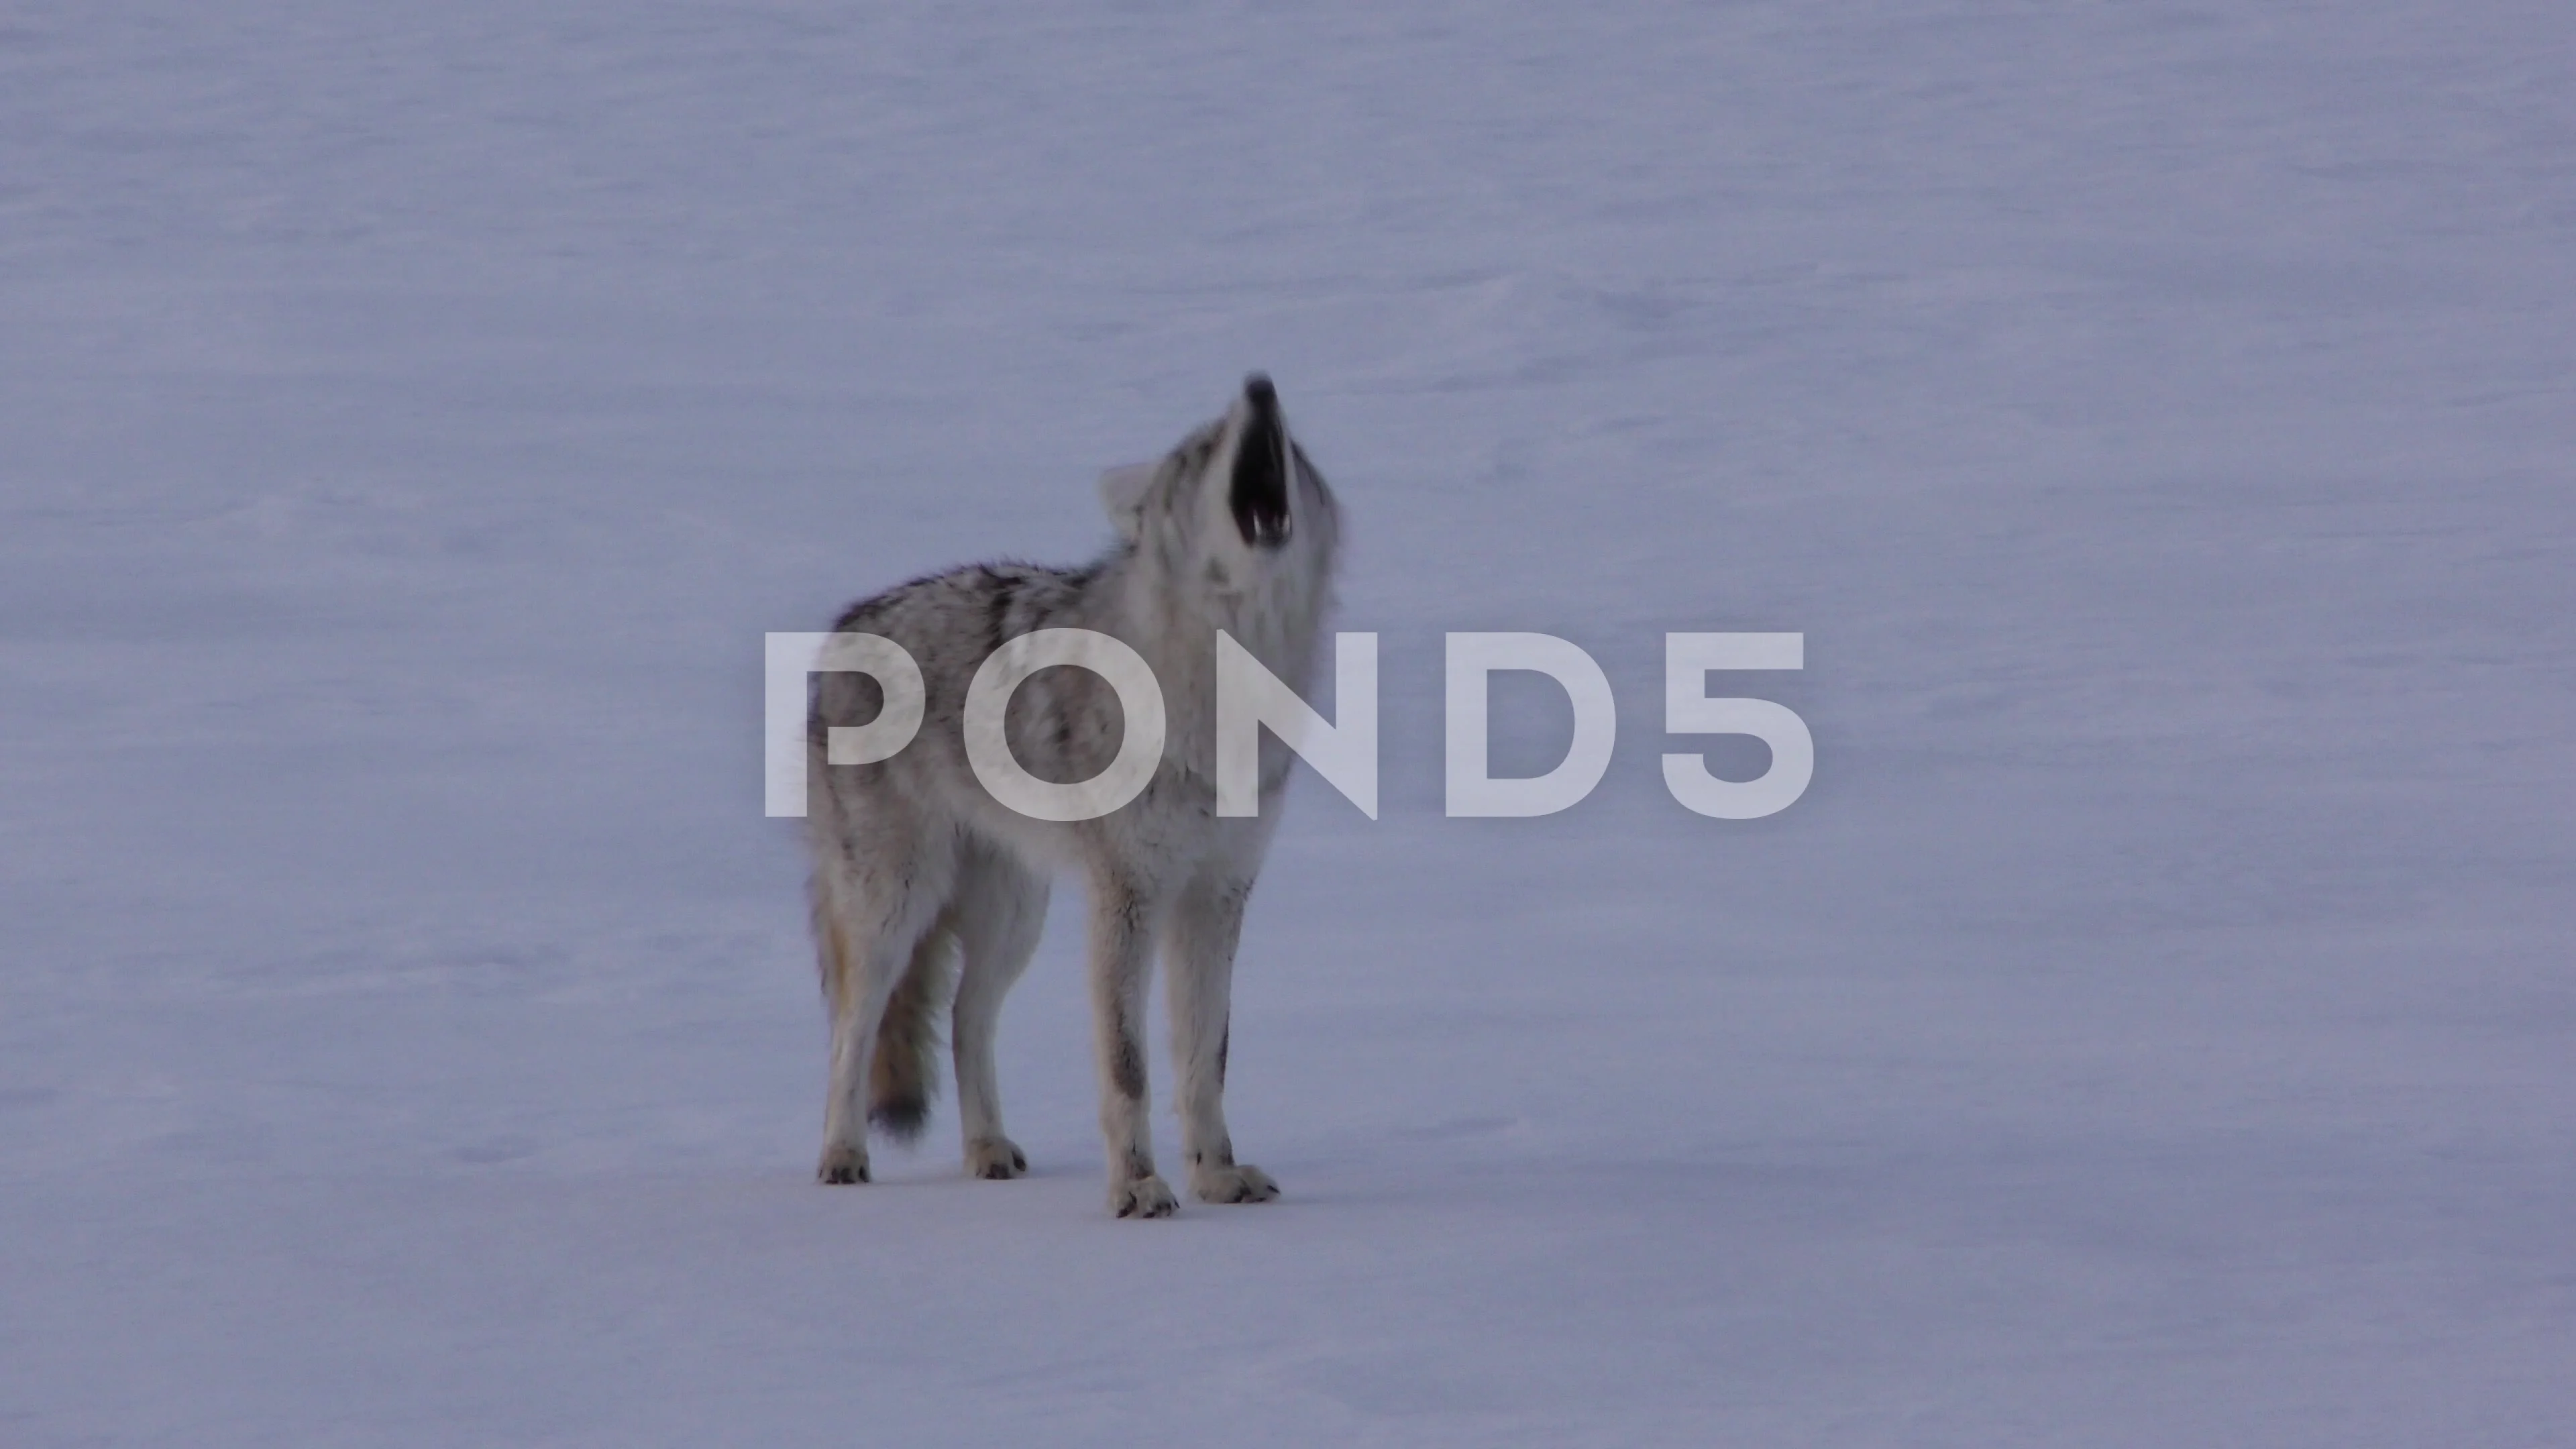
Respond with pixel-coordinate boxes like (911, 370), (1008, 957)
(1099, 374), (1338, 596)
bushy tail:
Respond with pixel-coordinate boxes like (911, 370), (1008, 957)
(867, 924), (958, 1140)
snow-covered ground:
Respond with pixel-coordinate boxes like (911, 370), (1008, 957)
(4, 3), (2571, 1443)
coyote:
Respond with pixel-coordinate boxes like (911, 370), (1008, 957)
(806, 375), (1338, 1217)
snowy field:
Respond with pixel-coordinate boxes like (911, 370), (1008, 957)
(5, 2), (2571, 1444)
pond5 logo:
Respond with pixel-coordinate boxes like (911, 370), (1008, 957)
(766, 631), (1812, 822)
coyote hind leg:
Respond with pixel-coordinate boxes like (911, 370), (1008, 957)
(812, 833), (951, 1185)
(949, 842), (1049, 1180)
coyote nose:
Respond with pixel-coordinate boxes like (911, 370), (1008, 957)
(1243, 373), (1277, 415)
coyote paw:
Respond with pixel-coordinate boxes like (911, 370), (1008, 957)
(1191, 1162), (1280, 1204)
(816, 1143), (869, 1185)
(1112, 1174), (1179, 1219)
(965, 1136), (1028, 1181)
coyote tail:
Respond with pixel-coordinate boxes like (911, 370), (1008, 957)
(867, 924), (957, 1140)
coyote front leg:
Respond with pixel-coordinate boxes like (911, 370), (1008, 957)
(1166, 874), (1279, 1204)
(1089, 874), (1175, 1218)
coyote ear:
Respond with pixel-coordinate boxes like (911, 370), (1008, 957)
(1097, 462), (1155, 542)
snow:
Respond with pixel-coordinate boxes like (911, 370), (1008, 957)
(4, 1), (2571, 1443)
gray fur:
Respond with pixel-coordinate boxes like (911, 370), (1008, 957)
(806, 376), (1338, 1216)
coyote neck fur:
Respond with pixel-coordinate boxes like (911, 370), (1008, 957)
(1096, 512), (1332, 791)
